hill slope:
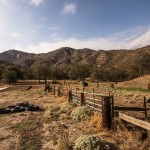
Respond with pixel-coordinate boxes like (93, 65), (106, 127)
(116, 75), (150, 88)
(0, 46), (150, 74)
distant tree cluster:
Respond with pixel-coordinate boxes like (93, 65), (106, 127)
(2, 66), (23, 84)
(0, 54), (150, 84)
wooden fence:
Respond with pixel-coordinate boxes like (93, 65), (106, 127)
(119, 113), (150, 131)
(113, 96), (150, 120)
(49, 85), (150, 131)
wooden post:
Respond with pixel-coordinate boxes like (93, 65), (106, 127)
(97, 81), (99, 88)
(50, 86), (52, 93)
(54, 86), (55, 95)
(62, 86), (64, 96)
(92, 88), (95, 107)
(80, 92), (85, 106)
(101, 96), (112, 129)
(82, 87), (85, 92)
(144, 96), (147, 120)
(148, 84), (150, 90)
(108, 91), (111, 96)
(76, 87), (78, 95)
(110, 83), (114, 89)
(57, 87), (61, 96)
(111, 96), (114, 120)
(68, 90), (72, 103)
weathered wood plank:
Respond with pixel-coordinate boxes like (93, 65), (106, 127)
(111, 96), (114, 119)
(0, 87), (9, 91)
(80, 92), (85, 106)
(85, 96), (101, 102)
(102, 96), (112, 129)
(119, 113), (150, 131)
(68, 90), (72, 103)
(114, 106), (150, 111)
(86, 100), (102, 107)
(144, 96), (147, 120)
(85, 104), (102, 112)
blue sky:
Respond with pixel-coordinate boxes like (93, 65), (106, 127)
(0, 0), (150, 53)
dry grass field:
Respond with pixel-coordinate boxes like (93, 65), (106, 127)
(115, 75), (150, 89)
(0, 76), (150, 150)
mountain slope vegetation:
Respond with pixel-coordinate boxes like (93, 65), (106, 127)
(0, 46), (150, 81)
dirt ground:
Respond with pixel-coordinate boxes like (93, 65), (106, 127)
(0, 83), (150, 150)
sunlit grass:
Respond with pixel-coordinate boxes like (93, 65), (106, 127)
(116, 87), (150, 92)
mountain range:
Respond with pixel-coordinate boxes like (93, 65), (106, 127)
(0, 46), (150, 74)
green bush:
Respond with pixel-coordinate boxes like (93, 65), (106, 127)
(74, 135), (105, 150)
(71, 106), (93, 121)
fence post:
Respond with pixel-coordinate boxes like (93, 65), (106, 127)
(76, 87), (78, 94)
(68, 90), (72, 103)
(92, 88), (95, 107)
(97, 81), (99, 88)
(111, 96), (114, 120)
(144, 96), (147, 120)
(62, 86), (64, 96)
(82, 87), (85, 92)
(57, 87), (61, 96)
(148, 84), (150, 90)
(50, 86), (52, 93)
(54, 86), (56, 95)
(108, 91), (111, 96)
(101, 96), (112, 129)
(80, 92), (85, 106)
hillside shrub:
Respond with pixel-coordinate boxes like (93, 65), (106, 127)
(71, 106), (93, 121)
(74, 135), (105, 150)
(60, 103), (76, 114)
(44, 105), (60, 118)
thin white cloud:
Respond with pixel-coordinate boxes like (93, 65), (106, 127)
(1, 26), (150, 53)
(50, 33), (58, 38)
(48, 26), (59, 31)
(25, 0), (44, 6)
(14, 37), (119, 53)
(62, 3), (76, 15)
(0, 0), (13, 7)
(39, 17), (47, 22)
(120, 28), (150, 49)
(10, 32), (20, 38)
(14, 26), (150, 53)
(0, 0), (9, 4)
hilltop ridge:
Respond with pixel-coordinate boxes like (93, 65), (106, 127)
(0, 46), (150, 77)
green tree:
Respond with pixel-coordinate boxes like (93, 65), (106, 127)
(2, 67), (18, 84)
(0, 65), (5, 80)
(90, 67), (102, 81)
(32, 63), (50, 84)
(68, 64), (91, 82)
(23, 69), (35, 80)
(138, 54), (150, 75)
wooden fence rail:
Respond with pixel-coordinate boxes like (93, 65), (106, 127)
(119, 113), (150, 131)
(114, 106), (150, 111)
(49, 85), (150, 130)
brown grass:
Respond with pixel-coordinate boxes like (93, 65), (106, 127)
(89, 112), (103, 130)
(116, 74), (150, 88)
(0, 82), (149, 149)
(56, 133), (70, 150)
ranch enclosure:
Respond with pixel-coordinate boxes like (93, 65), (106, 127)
(0, 77), (150, 149)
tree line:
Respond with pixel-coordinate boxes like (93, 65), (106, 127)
(0, 54), (149, 84)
